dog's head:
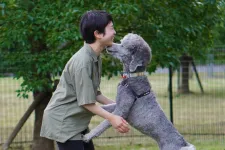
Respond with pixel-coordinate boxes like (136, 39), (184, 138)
(107, 33), (151, 72)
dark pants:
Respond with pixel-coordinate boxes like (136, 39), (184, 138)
(57, 129), (95, 150)
(57, 140), (95, 150)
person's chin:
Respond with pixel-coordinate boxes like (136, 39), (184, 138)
(106, 42), (113, 47)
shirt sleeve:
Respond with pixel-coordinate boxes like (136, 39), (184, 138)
(75, 67), (96, 106)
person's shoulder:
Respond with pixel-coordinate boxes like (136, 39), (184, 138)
(69, 46), (92, 70)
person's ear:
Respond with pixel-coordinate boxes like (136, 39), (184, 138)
(94, 30), (103, 39)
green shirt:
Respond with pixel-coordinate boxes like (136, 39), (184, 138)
(40, 43), (102, 142)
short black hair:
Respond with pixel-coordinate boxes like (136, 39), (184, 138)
(79, 10), (113, 44)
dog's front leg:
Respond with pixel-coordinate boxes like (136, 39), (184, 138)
(113, 84), (136, 119)
(83, 119), (111, 142)
(83, 106), (126, 143)
(101, 103), (116, 113)
(83, 84), (135, 142)
(83, 104), (116, 142)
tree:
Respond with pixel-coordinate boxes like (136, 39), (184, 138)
(0, 0), (223, 149)
(126, 1), (223, 93)
(105, 0), (223, 93)
(0, 1), (138, 149)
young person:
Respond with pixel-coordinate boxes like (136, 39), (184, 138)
(40, 10), (129, 150)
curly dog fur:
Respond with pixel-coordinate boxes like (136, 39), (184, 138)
(83, 33), (195, 150)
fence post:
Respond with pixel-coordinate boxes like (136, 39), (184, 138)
(177, 66), (180, 91)
(168, 66), (173, 124)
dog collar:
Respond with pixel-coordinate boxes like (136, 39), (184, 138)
(121, 71), (148, 79)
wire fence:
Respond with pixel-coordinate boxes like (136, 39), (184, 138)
(0, 52), (225, 149)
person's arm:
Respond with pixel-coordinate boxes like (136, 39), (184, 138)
(74, 66), (128, 133)
(96, 94), (115, 105)
(82, 103), (129, 133)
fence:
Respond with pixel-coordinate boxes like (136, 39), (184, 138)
(0, 52), (225, 149)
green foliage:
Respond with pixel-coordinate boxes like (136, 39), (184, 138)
(212, 1), (225, 45)
(0, 0), (223, 97)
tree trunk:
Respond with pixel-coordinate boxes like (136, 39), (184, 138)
(32, 91), (54, 150)
(179, 54), (192, 94)
(3, 92), (46, 150)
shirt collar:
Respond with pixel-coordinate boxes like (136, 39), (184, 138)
(84, 42), (98, 62)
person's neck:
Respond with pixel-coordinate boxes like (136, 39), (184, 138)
(89, 42), (105, 56)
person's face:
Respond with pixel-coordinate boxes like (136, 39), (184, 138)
(99, 21), (116, 47)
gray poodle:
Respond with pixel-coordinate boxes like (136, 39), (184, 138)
(83, 33), (195, 150)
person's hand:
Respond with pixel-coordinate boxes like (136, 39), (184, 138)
(108, 115), (129, 133)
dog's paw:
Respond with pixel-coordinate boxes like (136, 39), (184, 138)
(180, 144), (196, 150)
(82, 134), (92, 143)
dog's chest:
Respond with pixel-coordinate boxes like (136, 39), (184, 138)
(116, 81), (130, 96)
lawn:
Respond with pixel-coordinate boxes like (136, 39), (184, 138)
(95, 141), (225, 150)
(0, 72), (225, 149)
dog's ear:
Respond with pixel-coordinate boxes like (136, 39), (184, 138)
(129, 44), (151, 72)
(129, 53), (144, 72)
(127, 34), (151, 72)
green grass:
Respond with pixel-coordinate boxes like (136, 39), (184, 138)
(95, 142), (225, 150)
(2, 140), (225, 150)
(0, 78), (34, 144)
(0, 72), (225, 149)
